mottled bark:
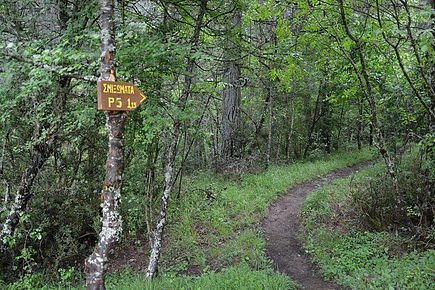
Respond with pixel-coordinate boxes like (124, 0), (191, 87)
(85, 0), (125, 289)
(0, 136), (9, 212)
(85, 112), (126, 290)
(145, 0), (208, 280)
(222, 63), (242, 160)
(221, 3), (242, 161)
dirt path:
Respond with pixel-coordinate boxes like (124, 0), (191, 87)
(263, 161), (371, 290)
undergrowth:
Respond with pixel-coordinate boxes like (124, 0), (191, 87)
(1, 147), (373, 288)
(300, 147), (434, 289)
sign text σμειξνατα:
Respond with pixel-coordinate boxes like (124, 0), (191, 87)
(97, 80), (147, 111)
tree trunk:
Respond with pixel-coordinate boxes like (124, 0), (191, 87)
(145, 0), (208, 279)
(285, 98), (295, 164)
(146, 122), (179, 280)
(356, 98), (363, 150)
(221, 3), (242, 162)
(303, 80), (325, 158)
(266, 87), (273, 168)
(85, 0), (126, 289)
(0, 141), (52, 251)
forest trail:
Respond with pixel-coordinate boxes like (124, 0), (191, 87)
(263, 161), (371, 290)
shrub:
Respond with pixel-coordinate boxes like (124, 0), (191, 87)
(350, 148), (434, 247)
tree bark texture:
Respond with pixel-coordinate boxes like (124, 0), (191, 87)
(266, 87), (273, 167)
(285, 96), (295, 164)
(84, 112), (126, 290)
(145, 0), (208, 280)
(85, 0), (125, 289)
(221, 3), (242, 161)
(431, 0), (435, 129)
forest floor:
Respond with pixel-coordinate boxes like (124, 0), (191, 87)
(263, 161), (371, 290)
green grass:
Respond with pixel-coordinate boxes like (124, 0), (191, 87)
(106, 263), (296, 290)
(300, 158), (435, 289)
(303, 229), (435, 289)
(1, 264), (295, 290)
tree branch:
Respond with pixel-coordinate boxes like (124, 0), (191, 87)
(1, 51), (98, 82)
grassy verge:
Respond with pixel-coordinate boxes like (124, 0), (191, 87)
(300, 158), (435, 289)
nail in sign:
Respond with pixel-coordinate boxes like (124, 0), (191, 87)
(97, 80), (147, 111)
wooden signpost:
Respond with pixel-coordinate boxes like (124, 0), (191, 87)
(97, 80), (147, 111)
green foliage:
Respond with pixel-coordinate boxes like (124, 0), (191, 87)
(0, 266), (82, 290)
(1, 0), (434, 287)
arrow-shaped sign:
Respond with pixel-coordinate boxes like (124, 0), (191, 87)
(97, 80), (147, 111)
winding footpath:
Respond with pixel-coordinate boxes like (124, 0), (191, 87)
(263, 161), (371, 290)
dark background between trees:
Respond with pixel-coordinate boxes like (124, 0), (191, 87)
(0, 0), (433, 284)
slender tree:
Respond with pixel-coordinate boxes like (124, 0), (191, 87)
(146, 0), (209, 279)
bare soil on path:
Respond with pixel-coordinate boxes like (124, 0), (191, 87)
(263, 161), (371, 290)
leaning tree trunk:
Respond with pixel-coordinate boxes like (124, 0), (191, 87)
(85, 0), (126, 289)
(145, 122), (180, 279)
(145, 0), (208, 280)
(0, 76), (70, 252)
(0, 140), (52, 252)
